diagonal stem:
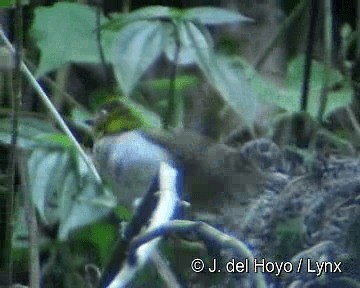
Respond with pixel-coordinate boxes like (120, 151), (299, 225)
(0, 28), (103, 186)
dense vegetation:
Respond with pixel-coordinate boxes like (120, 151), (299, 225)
(0, 0), (359, 287)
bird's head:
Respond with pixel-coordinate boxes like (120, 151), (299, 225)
(91, 97), (162, 139)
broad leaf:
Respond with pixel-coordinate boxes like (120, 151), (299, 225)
(69, 222), (117, 265)
(57, 154), (111, 240)
(102, 5), (250, 31)
(287, 55), (352, 118)
(30, 2), (115, 75)
(34, 133), (74, 148)
(164, 21), (212, 65)
(28, 149), (70, 225)
(125, 5), (176, 22)
(112, 20), (165, 96)
(0, 0), (28, 7)
(0, 117), (59, 148)
(191, 34), (257, 126)
(117, 97), (162, 128)
(184, 7), (252, 25)
(102, 6), (177, 31)
(143, 75), (198, 93)
(0, 0), (14, 7)
(27, 146), (112, 240)
(248, 55), (352, 119)
(142, 75), (199, 118)
(12, 207), (30, 249)
(12, 205), (51, 251)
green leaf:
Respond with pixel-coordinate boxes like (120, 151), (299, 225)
(69, 222), (117, 265)
(144, 75), (199, 92)
(0, 117), (59, 148)
(111, 20), (165, 96)
(274, 217), (305, 259)
(27, 146), (111, 239)
(287, 55), (352, 118)
(192, 46), (257, 126)
(164, 21), (212, 65)
(57, 164), (110, 241)
(0, 0), (14, 7)
(30, 2), (115, 75)
(126, 5), (176, 21)
(0, 0), (29, 7)
(142, 75), (199, 118)
(242, 60), (289, 107)
(12, 205), (51, 256)
(102, 6), (179, 31)
(114, 205), (132, 221)
(0, 46), (14, 70)
(249, 55), (352, 119)
(12, 207), (30, 249)
(183, 7), (252, 25)
(35, 133), (73, 148)
(119, 97), (162, 128)
(102, 6), (249, 31)
(28, 150), (70, 225)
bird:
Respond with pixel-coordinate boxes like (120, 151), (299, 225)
(91, 99), (182, 287)
(91, 98), (268, 287)
(93, 120), (264, 216)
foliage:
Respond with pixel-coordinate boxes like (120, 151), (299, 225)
(69, 221), (117, 265)
(29, 2), (354, 129)
(245, 55), (352, 120)
(27, 146), (111, 240)
(0, 117), (60, 148)
(1, 0), (359, 287)
(0, 0), (28, 7)
(30, 2), (114, 75)
(30, 2), (257, 127)
(273, 217), (305, 260)
(111, 20), (165, 96)
(0, 118), (113, 240)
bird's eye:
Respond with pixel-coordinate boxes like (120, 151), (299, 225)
(100, 109), (107, 116)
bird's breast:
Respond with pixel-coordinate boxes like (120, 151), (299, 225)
(93, 131), (173, 207)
